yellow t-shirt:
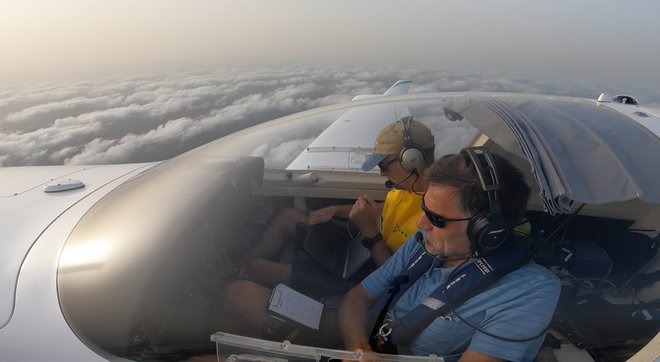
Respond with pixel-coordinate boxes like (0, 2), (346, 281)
(380, 189), (423, 252)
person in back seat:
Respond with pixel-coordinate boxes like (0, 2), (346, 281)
(221, 118), (435, 338)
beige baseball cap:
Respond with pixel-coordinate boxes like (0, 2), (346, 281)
(361, 118), (435, 171)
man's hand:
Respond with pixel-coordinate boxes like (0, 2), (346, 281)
(349, 195), (381, 237)
(307, 205), (338, 225)
(307, 204), (352, 225)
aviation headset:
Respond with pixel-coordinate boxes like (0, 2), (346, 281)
(461, 147), (511, 255)
(398, 116), (427, 173)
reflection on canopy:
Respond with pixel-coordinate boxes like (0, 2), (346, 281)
(444, 94), (660, 214)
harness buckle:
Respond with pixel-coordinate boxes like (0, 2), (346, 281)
(373, 318), (399, 354)
(378, 318), (393, 338)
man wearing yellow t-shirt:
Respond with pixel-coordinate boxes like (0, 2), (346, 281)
(238, 118), (434, 282)
(222, 119), (435, 335)
(348, 117), (434, 267)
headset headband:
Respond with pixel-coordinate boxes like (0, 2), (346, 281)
(462, 147), (510, 254)
(463, 147), (502, 216)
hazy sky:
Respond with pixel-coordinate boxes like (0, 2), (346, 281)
(3, 0), (660, 87)
(1, 1), (659, 167)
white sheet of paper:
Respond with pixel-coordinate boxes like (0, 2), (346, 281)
(267, 283), (324, 330)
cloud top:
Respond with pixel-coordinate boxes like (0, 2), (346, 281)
(1, 65), (658, 167)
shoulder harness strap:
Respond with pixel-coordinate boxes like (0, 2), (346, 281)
(390, 238), (530, 345)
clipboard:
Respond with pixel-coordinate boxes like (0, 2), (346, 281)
(267, 283), (324, 330)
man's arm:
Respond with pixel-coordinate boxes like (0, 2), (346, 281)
(339, 284), (375, 352)
(348, 195), (383, 237)
(309, 197), (392, 265)
(349, 195), (392, 266)
(307, 204), (353, 225)
(367, 239), (393, 267)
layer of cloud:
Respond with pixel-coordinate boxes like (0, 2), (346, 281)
(1, 65), (658, 167)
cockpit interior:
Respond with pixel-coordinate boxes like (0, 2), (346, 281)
(54, 94), (659, 361)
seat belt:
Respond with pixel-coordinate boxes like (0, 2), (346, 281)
(371, 237), (530, 352)
(368, 248), (434, 353)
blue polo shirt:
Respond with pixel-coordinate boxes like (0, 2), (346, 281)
(362, 234), (560, 362)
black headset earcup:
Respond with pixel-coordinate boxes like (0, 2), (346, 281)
(399, 147), (424, 173)
(467, 210), (511, 254)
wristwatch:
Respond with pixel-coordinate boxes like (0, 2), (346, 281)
(360, 233), (383, 249)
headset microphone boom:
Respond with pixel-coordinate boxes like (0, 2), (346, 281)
(384, 170), (416, 189)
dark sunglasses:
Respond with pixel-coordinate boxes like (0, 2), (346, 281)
(377, 157), (398, 172)
(421, 196), (473, 228)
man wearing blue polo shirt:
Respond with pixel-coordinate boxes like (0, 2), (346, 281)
(339, 149), (560, 362)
